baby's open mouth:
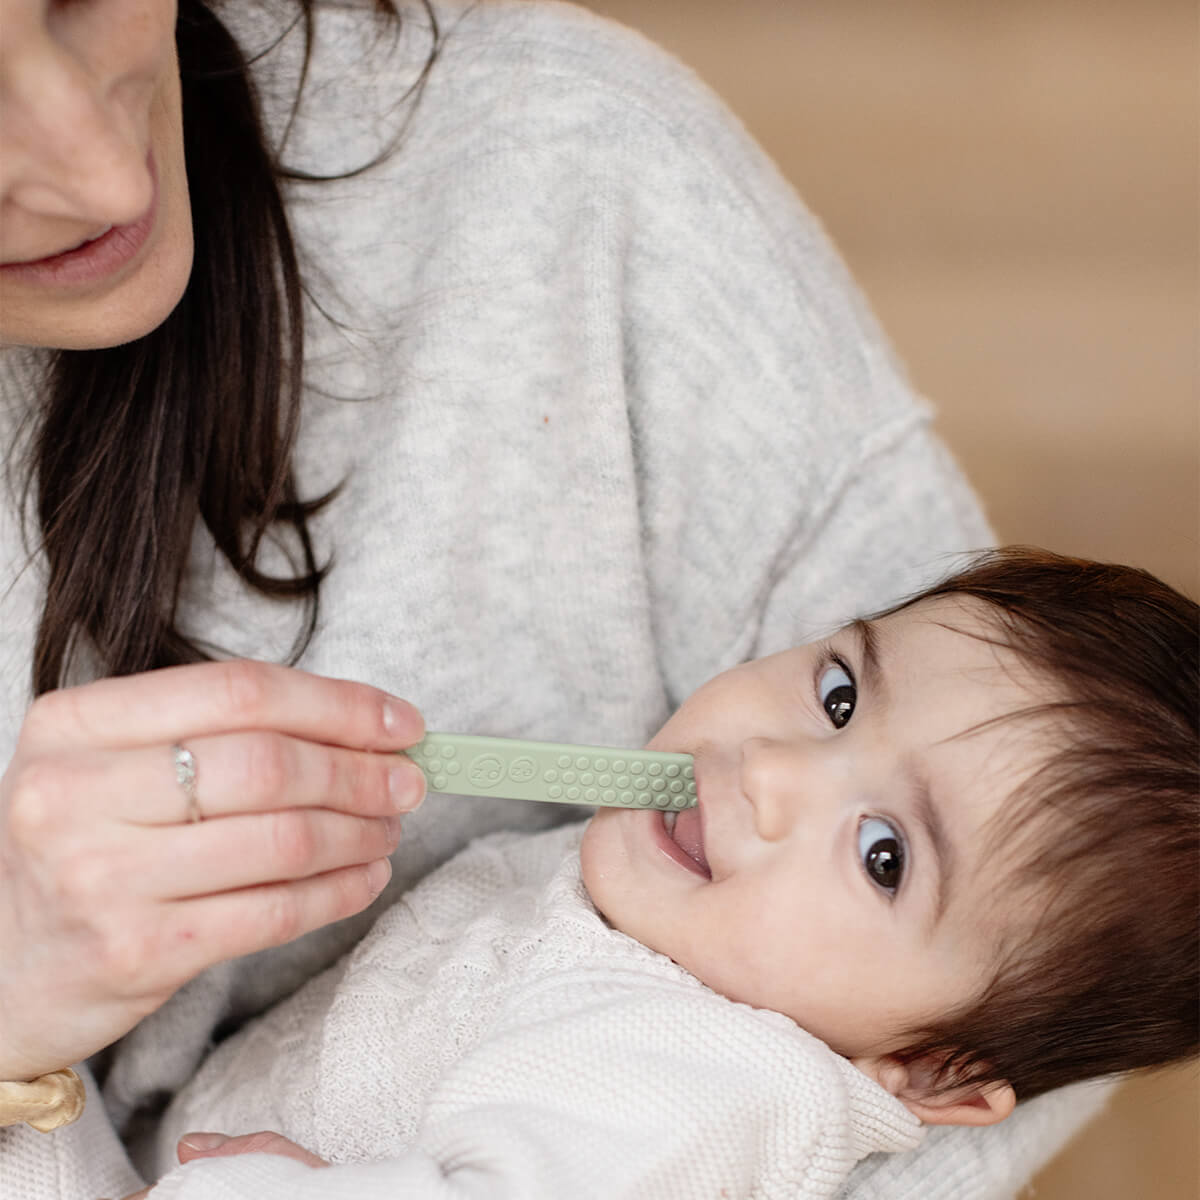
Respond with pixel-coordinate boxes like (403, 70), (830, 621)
(663, 808), (711, 878)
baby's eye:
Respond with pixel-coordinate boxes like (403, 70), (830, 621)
(858, 816), (905, 896)
(818, 661), (856, 728)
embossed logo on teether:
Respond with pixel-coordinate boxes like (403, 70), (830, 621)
(468, 754), (505, 788)
(508, 757), (536, 783)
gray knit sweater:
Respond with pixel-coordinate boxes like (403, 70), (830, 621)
(0, 2), (1107, 1197)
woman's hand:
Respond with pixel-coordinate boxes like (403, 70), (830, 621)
(113, 1131), (328, 1199)
(0, 660), (426, 1081)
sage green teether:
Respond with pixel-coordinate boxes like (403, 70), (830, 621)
(404, 733), (697, 811)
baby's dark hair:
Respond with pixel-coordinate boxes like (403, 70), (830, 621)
(885, 547), (1198, 1101)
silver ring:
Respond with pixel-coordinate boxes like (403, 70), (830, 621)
(171, 744), (201, 823)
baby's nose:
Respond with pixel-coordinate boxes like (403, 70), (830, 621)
(739, 736), (820, 842)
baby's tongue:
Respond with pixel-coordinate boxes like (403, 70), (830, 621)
(670, 807), (710, 877)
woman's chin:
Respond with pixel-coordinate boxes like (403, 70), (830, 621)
(1, 225), (194, 351)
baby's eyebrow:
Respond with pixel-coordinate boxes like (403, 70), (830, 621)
(911, 770), (956, 933)
(855, 620), (955, 924)
(850, 618), (884, 703)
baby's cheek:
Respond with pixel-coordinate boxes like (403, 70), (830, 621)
(579, 810), (620, 914)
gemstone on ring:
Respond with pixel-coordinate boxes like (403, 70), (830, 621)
(171, 744), (201, 823)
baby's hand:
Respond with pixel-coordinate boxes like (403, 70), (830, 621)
(105, 1131), (330, 1199)
(175, 1130), (329, 1168)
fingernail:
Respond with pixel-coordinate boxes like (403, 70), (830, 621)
(389, 762), (425, 812)
(382, 697), (422, 741)
(181, 1132), (229, 1152)
(367, 856), (392, 894)
(383, 815), (403, 842)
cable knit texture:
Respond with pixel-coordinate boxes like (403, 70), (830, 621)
(147, 825), (922, 1197)
(0, 1), (1110, 1196)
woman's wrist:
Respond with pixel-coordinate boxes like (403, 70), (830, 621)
(0, 1067), (85, 1132)
(0, 1031), (77, 1086)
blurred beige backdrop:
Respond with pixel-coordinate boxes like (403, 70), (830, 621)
(579, 1), (1199, 1197)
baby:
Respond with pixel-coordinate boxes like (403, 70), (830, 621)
(145, 548), (1198, 1199)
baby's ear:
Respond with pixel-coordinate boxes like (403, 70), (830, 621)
(851, 1054), (1016, 1127)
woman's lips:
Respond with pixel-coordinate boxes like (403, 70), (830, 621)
(657, 804), (711, 878)
(0, 155), (158, 288)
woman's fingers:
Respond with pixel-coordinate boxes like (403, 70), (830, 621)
(169, 733), (427, 823)
(136, 859), (395, 982)
(130, 809), (404, 899)
(0, 738), (425, 865)
(69, 733), (428, 825)
(20, 659), (423, 754)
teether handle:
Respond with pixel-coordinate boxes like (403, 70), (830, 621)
(404, 733), (696, 811)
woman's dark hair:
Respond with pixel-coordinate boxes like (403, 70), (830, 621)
(887, 547), (1199, 1101)
(22, 0), (437, 695)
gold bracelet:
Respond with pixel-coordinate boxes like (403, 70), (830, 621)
(0, 1068), (85, 1132)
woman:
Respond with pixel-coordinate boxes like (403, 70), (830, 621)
(0, 0), (1101, 1195)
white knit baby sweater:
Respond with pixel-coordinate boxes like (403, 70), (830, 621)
(146, 824), (923, 1198)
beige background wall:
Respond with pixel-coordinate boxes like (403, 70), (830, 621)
(579, 1), (1199, 1196)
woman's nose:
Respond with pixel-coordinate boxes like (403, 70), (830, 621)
(1, 32), (153, 226)
(739, 736), (833, 842)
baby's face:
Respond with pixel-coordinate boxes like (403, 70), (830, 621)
(581, 595), (1048, 1059)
